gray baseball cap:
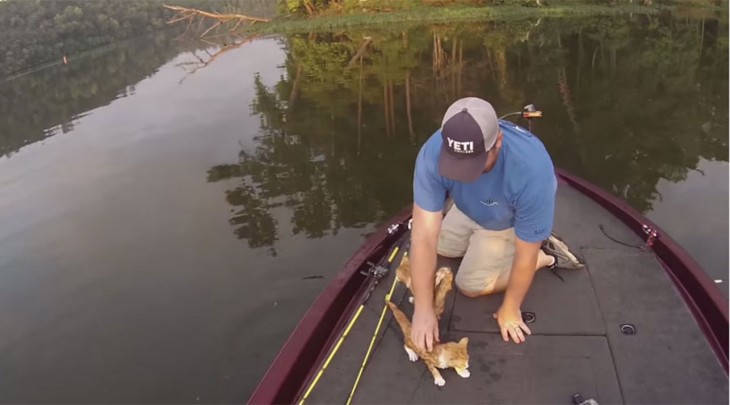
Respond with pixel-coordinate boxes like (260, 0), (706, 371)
(438, 97), (499, 183)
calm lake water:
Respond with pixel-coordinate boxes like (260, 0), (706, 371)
(0, 11), (727, 403)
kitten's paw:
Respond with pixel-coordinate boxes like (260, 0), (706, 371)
(434, 376), (446, 386)
(457, 368), (470, 378)
(405, 346), (419, 362)
(408, 296), (414, 304)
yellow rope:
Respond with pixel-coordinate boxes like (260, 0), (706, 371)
(298, 247), (404, 405)
(345, 250), (404, 405)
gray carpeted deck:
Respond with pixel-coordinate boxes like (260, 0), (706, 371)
(305, 183), (728, 404)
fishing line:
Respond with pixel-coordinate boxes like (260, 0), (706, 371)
(598, 224), (643, 249)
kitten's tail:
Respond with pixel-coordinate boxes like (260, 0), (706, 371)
(434, 268), (453, 299)
(385, 298), (411, 336)
(433, 268), (454, 318)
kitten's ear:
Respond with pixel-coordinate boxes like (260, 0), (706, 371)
(459, 337), (469, 346)
(400, 255), (410, 265)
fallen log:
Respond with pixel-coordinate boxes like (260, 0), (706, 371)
(163, 4), (270, 37)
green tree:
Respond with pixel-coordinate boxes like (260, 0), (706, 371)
(207, 14), (727, 250)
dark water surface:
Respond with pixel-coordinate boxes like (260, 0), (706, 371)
(0, 11), (727, 403)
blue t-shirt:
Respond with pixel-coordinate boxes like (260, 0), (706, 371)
(413, 121), (557, 243)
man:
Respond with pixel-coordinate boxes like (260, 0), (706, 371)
(410, 97), (583, 351)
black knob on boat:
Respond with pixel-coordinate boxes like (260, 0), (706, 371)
(521, 311), (536, 323)
(572, 393), (586, 405)
(620, 324), (637, 335)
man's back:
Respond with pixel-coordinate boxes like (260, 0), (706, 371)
(413, 120), (556, 243)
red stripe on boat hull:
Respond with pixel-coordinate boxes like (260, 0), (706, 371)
(248, 208), (411, 404)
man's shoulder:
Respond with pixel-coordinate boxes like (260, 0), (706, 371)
(413, 130), (449, 212)
(416, 130), (443, 168)
(500, 122), (556, 189)
(419, 130), (443, 154)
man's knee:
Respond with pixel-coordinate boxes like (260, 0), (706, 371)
(437, 227), (469, 258)
(456, 285), (487, 297)
(437, 249), (465, 259)
(455, 267), (509, 297)
(437, 205), (473, 258)
(455, 275), (492, 297)
(456, 282), (504, 297)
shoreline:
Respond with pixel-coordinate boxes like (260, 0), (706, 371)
(243, 1), (728, 34)
(243, 4), (661, 34)
(2, 2), (725, 80)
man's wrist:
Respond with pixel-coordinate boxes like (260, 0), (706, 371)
(501, 255), (534, 311)
(500, 273), (519, 310)
(414, 296), (435, 313)
(501, 295), (521, 312)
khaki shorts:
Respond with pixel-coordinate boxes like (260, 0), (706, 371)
(437, 204), (548, 294)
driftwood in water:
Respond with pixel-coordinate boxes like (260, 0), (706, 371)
(346, 37), (372, 68)
(163, 4), (270, 37)
(175, 35), (259, 83)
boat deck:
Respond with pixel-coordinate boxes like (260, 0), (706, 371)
(303, 183), (728, 404)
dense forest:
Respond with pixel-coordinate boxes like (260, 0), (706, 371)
(206, 13), (727, 251)
(0, 0), (274, 78)
(0, 0), (722, 77)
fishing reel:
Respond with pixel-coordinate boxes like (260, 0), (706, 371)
(522, 104), (543, 119)
(499, 104), (543, 132)
(499, 104), (543, 120)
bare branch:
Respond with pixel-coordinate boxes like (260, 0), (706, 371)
(200, 21), (223, 37)
(177, 35), (260, 84)
(176, 16), (196, 40)
(346, 36), (373, 69)
(163, 4), (271, 35)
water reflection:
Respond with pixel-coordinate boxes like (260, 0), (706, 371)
(0, 10), (726, 403)
(206, 71), (417, 254)
(210, 13), (727, 253)
(0, 31), (203, 158)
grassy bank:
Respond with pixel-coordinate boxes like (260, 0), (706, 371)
(244, 3), (660, 34)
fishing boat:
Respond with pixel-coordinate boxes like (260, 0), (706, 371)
(248, 114), (728, 404)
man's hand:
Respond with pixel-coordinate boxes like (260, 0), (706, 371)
(493, 304), (531, 344)
(411, 305), (440, 351)
(494, 236), (540, 344)
(409, 202), (443, 352)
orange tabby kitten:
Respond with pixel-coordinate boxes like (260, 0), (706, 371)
(386, 299), (470, 386)
(395, 255), (453, 318)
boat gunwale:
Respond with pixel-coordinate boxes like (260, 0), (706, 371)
(247, 207), (411, 405)
(248, 171), (728, 404)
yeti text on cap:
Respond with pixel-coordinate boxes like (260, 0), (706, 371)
(446, 137), (474, 154)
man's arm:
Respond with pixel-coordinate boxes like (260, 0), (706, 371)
(493, 237), (541, 343)
(411, 203), (441, 308)
(409, 202), (443, 351)
(410, 137), (448, 351)
(496, 168), (556, 343)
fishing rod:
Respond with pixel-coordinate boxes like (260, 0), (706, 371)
(298, 225), (410, 404)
